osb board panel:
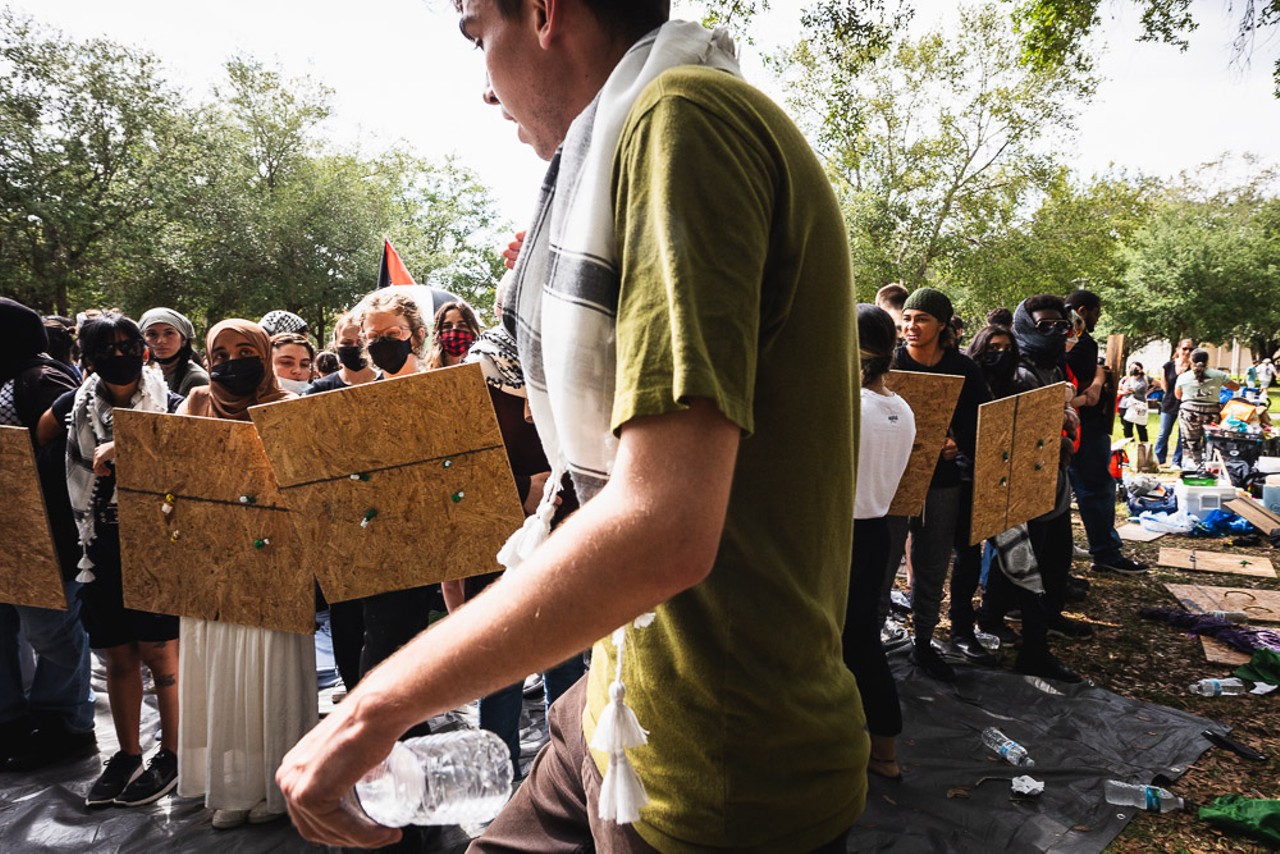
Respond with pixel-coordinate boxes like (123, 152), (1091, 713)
(250, 364), (524, 602)
(970, 396), (1017, 544)
(1157, 548), (1276, 578)
(1224, 498), (1280, 536)
(0, 426), (65, 610)
(971, 384), (1067, 544)
(1118, 522), (1165, 543)
(114, 411), (313, 634)
(883, 371), (964, 517)
(1165, 583), (1280, 624)
(1200, 636), (1252, 666)
(1003, 384), (1067, 534)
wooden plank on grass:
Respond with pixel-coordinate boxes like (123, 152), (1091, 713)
(1118, 522), (1165, 542)
(115, 410), (313, 634)
(1165, 582), (1280, 624)
(882, 371), (963, 518)
(1200, 636), (1252, 666)
(1224, 498), (1280, 538)
(1157, 548), (1276, 578)
(0, 426), (65, 610)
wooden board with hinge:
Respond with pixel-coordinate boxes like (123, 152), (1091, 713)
(115, 410), (313, 633)
(882, 371), (964, 518)
(249, 364), (524, 603)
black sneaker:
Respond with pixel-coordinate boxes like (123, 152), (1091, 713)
(86, 751), (143, 807)
(5, 721), (97, 772)
(1046, 615), (1095, 640)
(949, 634), (998, 666)
(911, 641), (956, 682)
(1092, 556), (1149, 576)
(114, 748), (178, 807)
(1015, 651), (1083, 683)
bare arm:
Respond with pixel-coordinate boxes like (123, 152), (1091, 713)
(35, 408), (61, 448)
(277, 398), (740, 847)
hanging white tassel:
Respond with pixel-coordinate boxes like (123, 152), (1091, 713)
(589, 622), (651, 823)
(597, 749), (648, 824)
(590, 681), (648, 753)
(497, 460), (565, 571)
(75, 551), (95, 583)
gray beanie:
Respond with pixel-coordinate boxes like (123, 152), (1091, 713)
(902, 287), (953, 325)
(138, 307), (196, 342)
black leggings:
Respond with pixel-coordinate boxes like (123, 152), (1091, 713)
(843, 516), (902, 738)
(361, 584), (439, 739)
(1121, 418), (1148, 442)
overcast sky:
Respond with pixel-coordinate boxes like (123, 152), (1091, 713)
(17, 0), (1280, 227)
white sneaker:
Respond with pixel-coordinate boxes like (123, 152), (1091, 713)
(212, 808), (249, 829)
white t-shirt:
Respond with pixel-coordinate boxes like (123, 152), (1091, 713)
(855, 388), (916, 520)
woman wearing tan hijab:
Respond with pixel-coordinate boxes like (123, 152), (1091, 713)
(175, 320), (317, 829)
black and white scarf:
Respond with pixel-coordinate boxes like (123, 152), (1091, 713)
(67, 365), (169, 582)
(496, 21), (740, 825)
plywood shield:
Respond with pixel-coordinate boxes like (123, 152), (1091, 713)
(114, 410), (313, 634)
(970, 383), (1067, 544)
(249, 364), (524, 603)
(0, 426), (65, 610)
(882, 371), (964, 518)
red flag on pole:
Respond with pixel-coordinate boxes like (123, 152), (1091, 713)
(376, 238), (416, 288)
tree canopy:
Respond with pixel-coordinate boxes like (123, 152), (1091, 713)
(0, 13), (509, 340)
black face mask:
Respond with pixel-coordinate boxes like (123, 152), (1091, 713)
(94, 354), (144, 386)
(367, 337), (413, 374)
(336, 344), (368, 372)
(210, 356), (265, 397)
(979, 350), (1014, 372)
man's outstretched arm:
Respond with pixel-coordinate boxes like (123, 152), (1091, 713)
(277, 398), (741, 848)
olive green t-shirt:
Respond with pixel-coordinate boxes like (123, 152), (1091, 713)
(581, 66), (866, 852)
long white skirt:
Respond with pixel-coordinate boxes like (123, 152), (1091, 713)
(177, 618), (318, 813)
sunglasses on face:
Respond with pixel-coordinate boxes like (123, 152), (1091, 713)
(92, 340), (145, 360)
(1034, 319), (1071, 333)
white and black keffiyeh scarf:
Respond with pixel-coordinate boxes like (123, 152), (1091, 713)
(67, 364), (170, 582)
(465, 326), (525, 397)
(496, 20), (741, 826)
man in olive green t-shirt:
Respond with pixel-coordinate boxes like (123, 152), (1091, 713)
(276, 3), (865, 851)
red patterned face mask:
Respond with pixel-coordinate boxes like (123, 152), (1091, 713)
(439, 327), (476, 357)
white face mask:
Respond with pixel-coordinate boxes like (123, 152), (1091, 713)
(278, 377), (310, 394)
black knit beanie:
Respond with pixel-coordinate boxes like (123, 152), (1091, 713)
(902, 287), (953, 325)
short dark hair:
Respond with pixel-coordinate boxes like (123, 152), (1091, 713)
(79, 312), (143, 370)
(857, 304), (897, 386)
(986, 307), (1012, 327)
(486, 0), (669, 40)
(1024, 294), (1067, 318)
(1064, 289), (1100, 311)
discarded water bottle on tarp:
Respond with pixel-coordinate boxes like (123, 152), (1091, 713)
(1103, 780), (1184, 813)
(1188, 677), (1245, 697)
(1208, 610), (1249, 623)
(981, 727), (1035, 767)
(354, 729), (512, 826)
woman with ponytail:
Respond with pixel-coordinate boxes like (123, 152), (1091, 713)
(844, 304), (915, 779)
(1174, 348), (1238, 468)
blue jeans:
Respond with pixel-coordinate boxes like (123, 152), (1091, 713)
(1154, 410), (1183, 466)
(0, 580), (94, 733)
(479, 653), (588, 777)
(1068, 429), (1124, 566)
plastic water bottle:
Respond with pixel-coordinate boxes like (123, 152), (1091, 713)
(1188, 677), (1245, 697)
(981, 727), (1035, 767)
(354, 729), (513, 827)
(1103, 780), (1184, 813)
(1208, 610), (1249, 623)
